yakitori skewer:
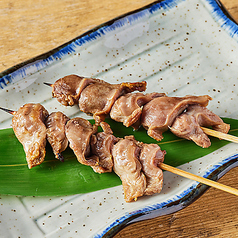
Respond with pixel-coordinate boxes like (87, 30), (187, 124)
(1, 105), (238, 198)
(44, 75), (233, 146)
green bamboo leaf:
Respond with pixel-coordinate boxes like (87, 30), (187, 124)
(0, 118), (237, 196)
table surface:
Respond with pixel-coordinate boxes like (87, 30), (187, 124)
(0, 0), (238, 237)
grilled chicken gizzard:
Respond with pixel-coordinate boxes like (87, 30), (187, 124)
(112, 136), (146, 202)
(65, 117), (99, 167)
(90, 122), (118, 173)
(65, 118), (118, 173)
(50, 75), (99, 106)
(139, 143), (165, 195)
(170, 105), (230, 148)
(141, 95), (213, 141)
(11, 103), (49, 169)
(112, 136), (165, 202)
(45, 112), (70, 161)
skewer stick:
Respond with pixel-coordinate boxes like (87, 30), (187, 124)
(0, 107), (16, 115)
(201, 127), (238, 144)
(160, 163), (238, 196)
(43, 82), (53, 87)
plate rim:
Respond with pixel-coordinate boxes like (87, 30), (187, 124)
(0, 0), (238, 237)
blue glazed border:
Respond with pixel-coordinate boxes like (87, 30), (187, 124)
(204, 0), (238, 37)
(0, 0), (237, 236)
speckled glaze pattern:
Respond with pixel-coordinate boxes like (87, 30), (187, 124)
(0, 0), (238, 237)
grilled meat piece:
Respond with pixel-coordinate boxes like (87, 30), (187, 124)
(78, 80), (147, 124)
(90, 122), (118, 173)
(52, 75), (98, 106)
(12, 103), (49, 169)
(139, 144), (165, 195)
(112, 136), (146, 202)
(45, 112), (70, 161)
(110, 92), (165, 129)
(170, 105), (230, 148)
(141, 95), (212, 141)
(65, 117), (99, 167)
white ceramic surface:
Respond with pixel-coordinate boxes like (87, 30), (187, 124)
(0, 0), (238, 237)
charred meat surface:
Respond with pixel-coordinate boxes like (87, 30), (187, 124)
(170, 105), (230, 148)
(78, 80), (147, 124)
(110, 92), (165, 129)
(65, 117), (99, 167)
(112, 136), (146, 202)
(52, 75), (98, 106)
(90, 122), (118, 173)
(45, 112), (70, 161)
(141, 95), (212, 141)
(139, 144), (165, 195)
(12, 103), (49, 169)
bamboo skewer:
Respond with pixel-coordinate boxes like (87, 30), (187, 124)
(43, 82), (53, 87)
(0, 107), (16, 115)
(160, 163), (238, 196)
(201, 127), (238, 144)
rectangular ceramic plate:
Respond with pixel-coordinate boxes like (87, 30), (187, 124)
(0, 0), (238, 237)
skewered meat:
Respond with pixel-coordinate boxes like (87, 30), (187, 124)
(12, 103), (49, 169)
(47, 75), (230, 148)
(110, 92), (166, 129)
(51, 75), (99, 106)
(139, 144), (165, 195)
(45, 112), (70, 161)
(112, 136), (146, 202)
(49, 74), (147, 124)
(65, 118), (116, 173)
(65, 117), (99, 167)
(170, 105), (230, 148)
(90, 122), (118, 173)
(141, 95), (212, 141)
(78, 80), (147, 124)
